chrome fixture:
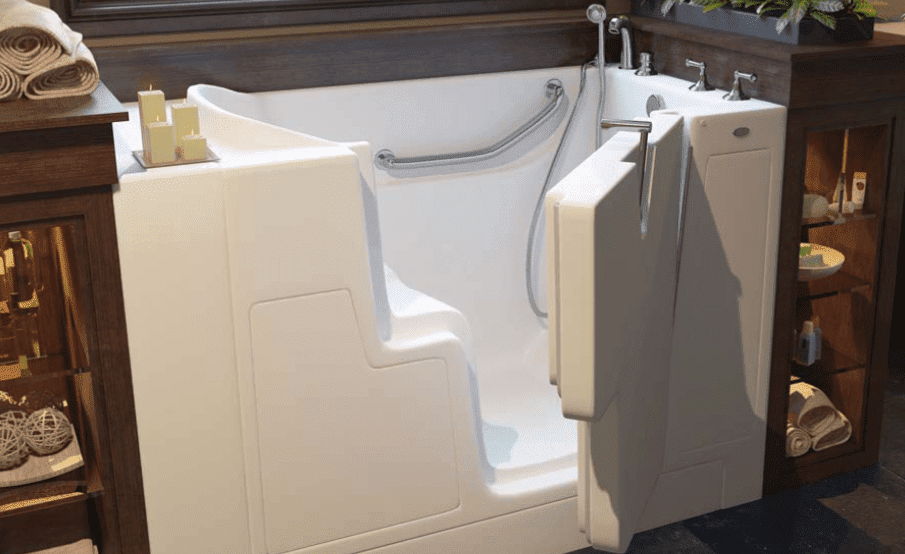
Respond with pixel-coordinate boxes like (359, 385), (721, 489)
(599, 118), (653, 205)
(527, 5), (609, 320)
(586, 4), (606, 24)
(685, 59), (714, 91)
(609, 16), (635, 70)
(723, 71), (757, 101)
(636, 52), (656, 76)
(526, 59), (599, 320)
(646, 94), (665, 116)
(587, 4), (607, 150)
(374, 79), (564, 171)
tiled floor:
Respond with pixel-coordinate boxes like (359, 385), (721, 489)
(571, 353), (905, 554)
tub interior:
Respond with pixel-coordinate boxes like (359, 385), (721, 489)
(192, 65), (774, 477)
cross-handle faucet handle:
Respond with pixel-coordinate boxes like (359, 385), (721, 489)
(685, 59), (714, 91)
(635, 52), (656, 76)
(723, 70), (757, 101)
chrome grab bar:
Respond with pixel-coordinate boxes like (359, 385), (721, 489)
(599, 118), (652, 205)
(374, 79), (565, 171)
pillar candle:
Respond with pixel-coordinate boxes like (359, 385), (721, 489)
(137, 88), (167, 127)
(146, 121), (176, 164)
(181, 132), (207, 161)
(138, 88), (167, 155)
(171, 103), (200, 151)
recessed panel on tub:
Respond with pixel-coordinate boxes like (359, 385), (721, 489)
(669, 148), (773, 454)
(249, 290), (459, 554)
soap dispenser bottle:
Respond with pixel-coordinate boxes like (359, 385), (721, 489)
(812, 316), (822, 362)
(796, 320), (817, 366)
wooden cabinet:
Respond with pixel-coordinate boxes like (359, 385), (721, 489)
(768, 101), (905, 491)
(0, 84), (150, 554)
(632, 18), (905, 494)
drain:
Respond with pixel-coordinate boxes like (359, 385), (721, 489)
(646, 94), (666, 116)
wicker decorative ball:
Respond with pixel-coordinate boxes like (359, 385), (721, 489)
(22, 408), (73, 456)
(0, 410), (29, 470)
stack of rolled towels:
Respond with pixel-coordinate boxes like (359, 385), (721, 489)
(0, 0), (99, 102)
(786, 380), (852, 457)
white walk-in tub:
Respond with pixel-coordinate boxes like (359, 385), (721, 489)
(110, 64), (786, 554)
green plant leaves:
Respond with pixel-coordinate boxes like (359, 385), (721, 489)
(810, 9), (838, 25)
(656, 0), (876, 34)
(814, 0), (844, 11)
(775, 6), (794, 32)
(852, 0), (877, 16)
(702, 0), (727, 12)
(791, 0), (808, 24)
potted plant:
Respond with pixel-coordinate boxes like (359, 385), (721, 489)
(632, 0), (883, 43)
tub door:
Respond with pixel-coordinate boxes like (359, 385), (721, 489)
(546, 114), (686, 553)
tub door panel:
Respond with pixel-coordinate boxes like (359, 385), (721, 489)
(546, 114), (685, 552)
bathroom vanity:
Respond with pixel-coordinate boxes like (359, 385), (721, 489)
(0, 83), (150, 554)
(631, 17), (905, 493)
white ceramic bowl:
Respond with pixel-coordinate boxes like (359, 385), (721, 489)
(798, 243), (845, 281)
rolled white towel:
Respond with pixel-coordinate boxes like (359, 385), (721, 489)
(23, 41), (98, 99)
(0, 61), (22, 101)
(786, 420), (811, 457)
(812, 410), (852, 452)
(0, 0), (82, 75)
(789, 381), (838, 436)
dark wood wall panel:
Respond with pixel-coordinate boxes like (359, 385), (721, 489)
(55, 0), (592, 38)
(93, 13), (603, 102)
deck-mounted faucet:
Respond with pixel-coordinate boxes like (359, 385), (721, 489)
(724, 71), (757, 101)
(685, 59), (714, 91)
(608, 16), (634, 70)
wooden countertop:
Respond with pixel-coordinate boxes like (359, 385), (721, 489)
(633, 16), (905, 62)
(0, 82), (128, 134)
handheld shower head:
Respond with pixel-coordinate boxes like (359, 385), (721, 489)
(585, 3), (607, 150)
(586, 4), (606, 24)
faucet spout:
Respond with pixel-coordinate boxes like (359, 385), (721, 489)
(608, 16), (634, 70)
(619, 27), (633, 70)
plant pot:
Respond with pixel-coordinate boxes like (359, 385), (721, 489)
(631, 0), (875, 44)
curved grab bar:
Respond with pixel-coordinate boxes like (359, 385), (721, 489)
(374, 79), (565, 171)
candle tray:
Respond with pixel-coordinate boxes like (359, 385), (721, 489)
(131, 147), (220, 169)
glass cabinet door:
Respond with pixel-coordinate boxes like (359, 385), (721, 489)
(788, 124), (890, 463)
(0, 223), (102, 516)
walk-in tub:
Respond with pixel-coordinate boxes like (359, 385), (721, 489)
(110, 64), (786, 554)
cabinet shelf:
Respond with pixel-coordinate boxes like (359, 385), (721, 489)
(796, 271), (871, 300)
(0, 479), (103, 519)
(792, 346), (864, 377)
(0, 354), (70, 381)
(0, 367), (89, 387)
(802, 210), (877, 229)
(791, 436), (861, 467)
